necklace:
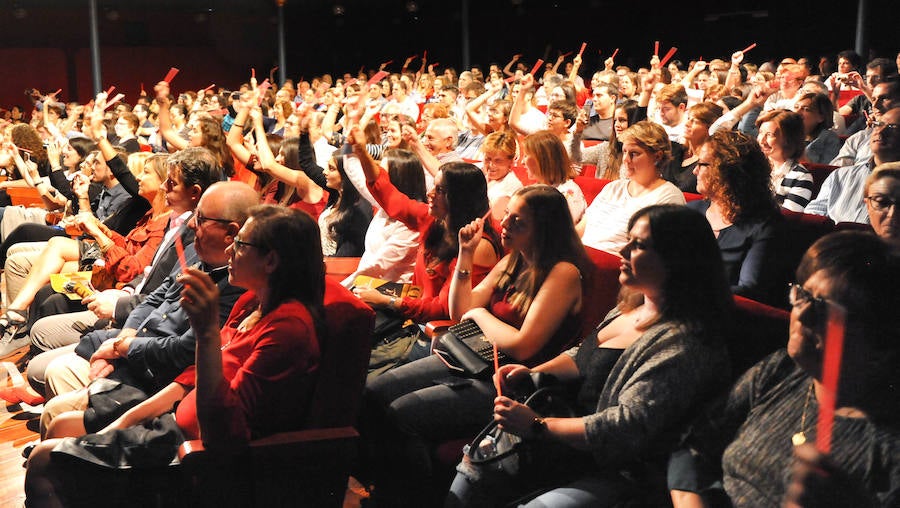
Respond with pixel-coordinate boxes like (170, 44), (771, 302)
(792, 382), (815, 446)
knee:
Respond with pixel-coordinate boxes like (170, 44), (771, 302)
(45, 411), (85, 439)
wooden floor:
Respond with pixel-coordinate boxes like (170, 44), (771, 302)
(0, 354), (41, 508)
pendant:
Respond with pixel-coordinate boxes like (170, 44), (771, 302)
(791, 432), (806, 446)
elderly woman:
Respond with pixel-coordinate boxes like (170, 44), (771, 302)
(865, 162), (900, 254)
(689, 130), (786, 306)
(448, 205), (733, 507)
(669, 231), (900, 507)
(24, 205), (327, 507)
(578, 121), (686, 255)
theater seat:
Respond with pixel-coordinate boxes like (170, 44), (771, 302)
(802, 162), (839, 198)
(175, 278), (375, 507)
(729, 295), (790, 377)
(574, 176), (610, 206)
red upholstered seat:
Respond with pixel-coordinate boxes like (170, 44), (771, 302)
(574, 176), (610, 206)
(802, 162), (839, 198)
(177, 278), (375, 507)
(730, 295), (790, 377)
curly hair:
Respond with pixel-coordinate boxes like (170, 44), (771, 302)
(10, 124), (48, 166)
(194, 113), (234, 177)
(702, 130), (778, 223)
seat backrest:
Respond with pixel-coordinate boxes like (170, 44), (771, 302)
(803, 162), (839, 198)
(581, 246), (622, 336)
(574, 176), (610, 206)
(778, 209), (834, 283)
(305, 277), (375, 429)
(8, 187), (44, 207)
(729, 295), (790, 377)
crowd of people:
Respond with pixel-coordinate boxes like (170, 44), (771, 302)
(0, 42), (897, 507)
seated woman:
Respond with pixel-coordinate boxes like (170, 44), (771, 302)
(447, 204), (733, 507)
(363, 184), (593, 506)
(690, 130), (787, 306)
(479, 130), (523, 219)
(316, 153), (373, 257)
(342, 148), (426, 286)
(664, 102), (724, 193)
(794, 92), (842, 165)
(668, 231), (900, 507)
(521, 130), (587, 222)
(573, 99), (639, 180)
(578, 121), (686, 255)
(865, 162), (900, 254)
(24, 205), (326, 507)
(347, 125), (502, 332)
(0, 120), (166, 341)
(755, 109), (814, 212)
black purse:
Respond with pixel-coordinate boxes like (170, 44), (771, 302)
(432, 319), (510, 379)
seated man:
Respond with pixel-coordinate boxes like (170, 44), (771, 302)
(805, 106), (900, 223)
(37, 181), (259, 436)
(831, 77), (900, 167)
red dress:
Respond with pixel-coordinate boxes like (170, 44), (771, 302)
(174, 291), (320, 442)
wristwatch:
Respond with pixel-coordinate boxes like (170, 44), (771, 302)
(388, 296), (397, 310)
(113, 336), (127, 358)
(531, 417), (548, 437)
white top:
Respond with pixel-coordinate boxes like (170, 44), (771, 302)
(342, 209), (420, 286)
(557, 179), (587, 224)
(388, 97), (421, 122)
(581, 179), (686, 255)
(517, 107), (549, 136)
(487, 171), (524, 207)
(313, 136), (337, 172)
(318, 206), (337, 256)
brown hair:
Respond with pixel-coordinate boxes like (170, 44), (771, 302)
(522, 130), (575, 185)
(756, 109), (806, 161)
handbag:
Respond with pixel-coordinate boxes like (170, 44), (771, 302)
(431, 319), (510, 379)
(456, 378), (580, 486)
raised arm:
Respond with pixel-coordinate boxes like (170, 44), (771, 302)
(225, 93), (255, 166)
(465, 82), (503, 135)
(509, 73), (536, 136)
(503, 54), (522, 78)
(401, 124), (442, 178)
(252, 108), (324, 204)
(154, 81), (188, 152)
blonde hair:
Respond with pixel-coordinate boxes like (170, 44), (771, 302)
(619, 121), (672, 169)
(126, 152), (153, 179)
(522, 130), (574, 185)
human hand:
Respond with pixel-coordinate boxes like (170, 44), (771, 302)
(693, 60), (707, 72)
(783, 443), (876, 508)
(154, 81), (170, 100)
(46, 139), (61, 168)
(494, 364), (531, 397)
(493, 396), (539, 437)
(353, 287), (391, 308)
(400, 124), (420, 145)
(72, 173), (91, 199)
(604, 56), (614, 70)
(845, 71), (864, 89)
(511, 54), (522, 62)
(89, 357), (115, 380)
(642, 70), (661, 93)
(84, 289), (127, 319)
(178, 267), (220, 337)
(346, 125), (367, 152)
(458, 217), (484, 254)
(575, 109), (588, 134)
(520, 73), (535, 91)
(731, 51), (744, 66)
(650, 54), (660, 70)
(572, 53), (582, 68)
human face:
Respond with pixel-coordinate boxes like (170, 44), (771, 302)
(487, 106), (506, 129)
(613, 108), (629, 137)
(324, 159), (342, 190)
(188, 120), (203, 147)
(837, 57), (853, 74)
(865, 176), (900, 248)
(482, 150), (513, 182)
(549, 87), (566, 104)
(138, 164), (162, 202)
(422, 124), (451, 155)
(385, 121), (403, 148)
(621, 141), (659, 181)
(114, 117), (133, 139)
(426, 171), (448, 219)
(870, 108), (900, 159)
(793, 98), (824, 135)
(592, 89), (615, 116)
(684, 113), (710, 148)
(757, 121), (785, 163)
(787, 271), (839, 376)
(522, 149), (539, 182)
(546, 109), (569, 134)
(500, 195), (533, 253)
(187, 193), (234, 268)
(90, 154), (112, 184)
(693, 143), (714, 197)
(458, 73), (472, 90)
(619, 216), (666, 296)
(619, 75), (636, 97)
(590, 73), (603, 90)
(657, 100), (683, 127)
(62, 143), (81, 170)
(779, 72), (801, 94)
(226, 218), (269, 290)
(163, 166), (193, 213)
(694, 73), (709, 90)
(871, 84), (895, 118)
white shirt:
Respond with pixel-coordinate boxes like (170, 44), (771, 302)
(556, 179), (587, 224)
(581, 179), (685, 254)
(487, 171), (524, 208)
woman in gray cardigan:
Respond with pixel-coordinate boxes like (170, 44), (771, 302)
(447, 204), (733, 507)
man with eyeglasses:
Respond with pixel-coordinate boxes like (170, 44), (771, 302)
(806, 106), (900, 223)
(831, 76), (900, 167)
(37, 180), (259, 436)
(838, 58), (898, 135)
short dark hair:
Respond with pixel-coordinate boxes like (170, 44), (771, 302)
(168, 146), (223, 193)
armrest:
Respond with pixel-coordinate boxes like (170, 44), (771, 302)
(424, 319), (456, 338)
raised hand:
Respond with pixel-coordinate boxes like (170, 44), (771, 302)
(457, 217), (484, 255)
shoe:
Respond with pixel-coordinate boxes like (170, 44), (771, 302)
(0, 309), (27, 338)
(0, 383), (44, 406)
(0, 330), (30, 360)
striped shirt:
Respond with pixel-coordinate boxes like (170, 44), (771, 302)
(804, 158), (873, 224)
(772, 160), (814, 212)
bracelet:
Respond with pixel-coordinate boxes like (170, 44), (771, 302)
(388, 296), (397, 309)
(456, 268), (472, 280)
(113, 336), (126, 358)
(232, 122), (245, 128)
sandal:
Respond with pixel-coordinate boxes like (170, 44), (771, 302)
(0, 309), (27, 338)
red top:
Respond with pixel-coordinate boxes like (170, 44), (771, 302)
(175, 291), (321, 442)
(104, 209), (171, 287)
(368, 169), (495, 322)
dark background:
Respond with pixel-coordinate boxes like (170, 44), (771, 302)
(0, 0), (895, 106)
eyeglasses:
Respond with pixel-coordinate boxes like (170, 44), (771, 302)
(865, 74), (882, 84)
(871, 121), (900, 133)
(195, 210), (233, 227)
(233, 237), (263, 252)
(788, 282), (844, 322)
(865, 194), (899, 211)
